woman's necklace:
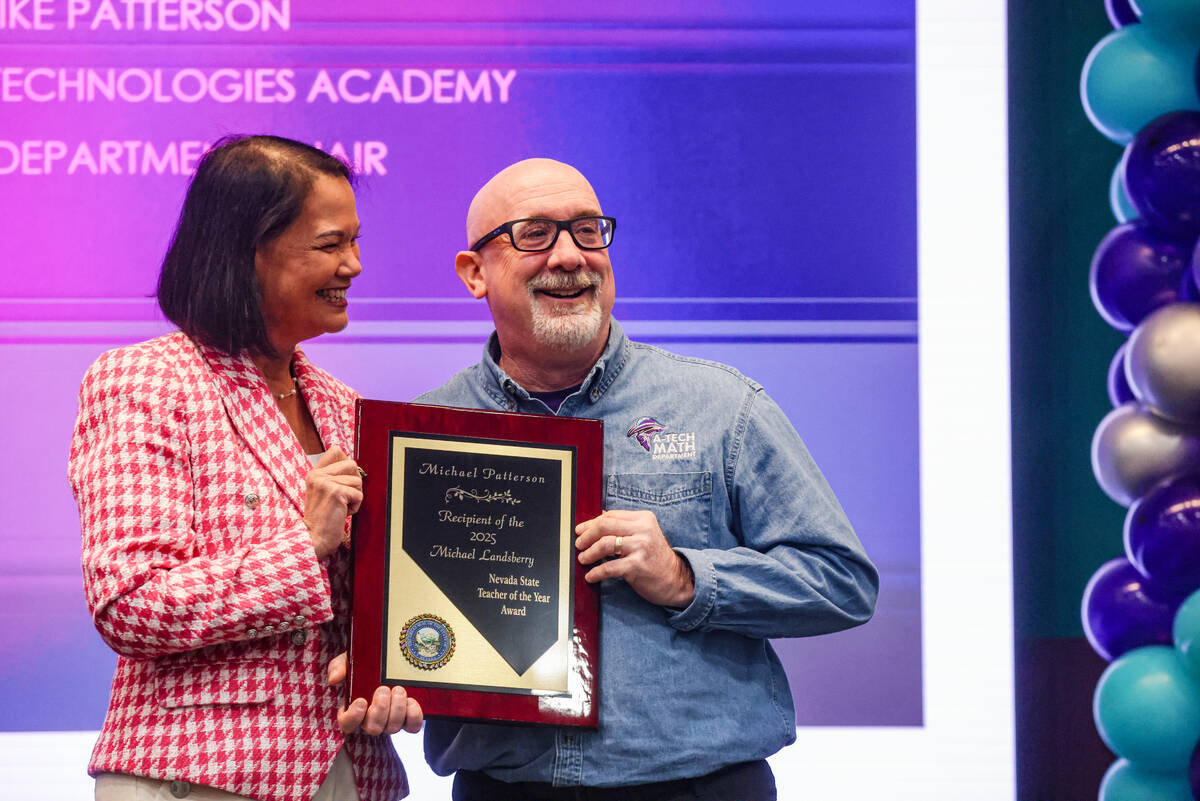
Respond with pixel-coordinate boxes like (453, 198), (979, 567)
(276, 377), (299, 400)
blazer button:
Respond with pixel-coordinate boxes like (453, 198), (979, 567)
(243, 492), (260, 510)
(169, 780), (191, 798)
(291, 629), (307, 646)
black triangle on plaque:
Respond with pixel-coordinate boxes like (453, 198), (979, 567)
(400, 445), (563, 676)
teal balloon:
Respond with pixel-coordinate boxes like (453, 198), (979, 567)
(1095, 645), (1200, 771)
(1100, 758), (1192, 801)
(1081, 25), (1200, 145)
(1112, 152), (1139, 223)
(1132, 0), (1200, 43)
(1174, 589), (1200, 678)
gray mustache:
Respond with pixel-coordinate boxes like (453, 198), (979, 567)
(527, 272), (602, 292)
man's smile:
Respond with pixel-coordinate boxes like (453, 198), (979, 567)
(537, 287), (588, 299)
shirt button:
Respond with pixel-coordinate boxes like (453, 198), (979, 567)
(589, 389), (600, 402)
(291, 629), (308, 646)
(243, 492), (260, 510)
(247, 627), (257, 638)
(169, 780), (191, 798)
(506, 401), (515, 410)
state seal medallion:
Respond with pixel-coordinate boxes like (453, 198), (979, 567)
(400, 614), (455, 670)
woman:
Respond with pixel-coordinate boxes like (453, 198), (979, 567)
(68, 135), (420, 801)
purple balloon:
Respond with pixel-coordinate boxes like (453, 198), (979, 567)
(1082, 557), (1179, 661)
(1107, 0), (1139, 27)
(1125, 474), (1200, 597)
(1188, 236), (1200, 297)
(1109, 342), (1137, 407)
(1125, 112), (1200, 237)
(1090, 220), (1194, 331)
(1183, 263), (1200, 302)
(1191, 740), (1200, 801)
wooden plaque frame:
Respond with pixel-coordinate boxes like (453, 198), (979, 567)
(349, 399), (602, 727)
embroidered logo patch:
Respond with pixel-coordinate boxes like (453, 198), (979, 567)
(626, 417), (697, 461)
(400, 614), (455, 670)
(626, 417), (665, 451)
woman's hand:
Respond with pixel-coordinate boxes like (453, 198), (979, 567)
(328, 653), (424, 735)
(303, 446), (362, 560)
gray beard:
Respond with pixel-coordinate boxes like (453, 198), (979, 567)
(527, 273), (606, 351)
(531, 300), (604, 351)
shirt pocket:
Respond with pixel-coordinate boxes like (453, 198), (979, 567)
(155, 658), (280, 709)
(605, 471), (713, 549)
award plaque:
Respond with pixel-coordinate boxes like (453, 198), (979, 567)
(348, 400), (603, 727)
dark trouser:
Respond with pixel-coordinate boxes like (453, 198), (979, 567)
(452, 759), (776, 801)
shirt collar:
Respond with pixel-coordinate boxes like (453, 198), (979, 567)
(480, 318), (630, 404)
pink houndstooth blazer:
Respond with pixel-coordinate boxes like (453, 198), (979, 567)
(69, 331), (407, 801)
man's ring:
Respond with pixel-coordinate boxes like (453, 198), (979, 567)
(614, 536), (623, 557)
(357, 468), (367, 480)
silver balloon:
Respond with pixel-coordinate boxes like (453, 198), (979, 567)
(1126, 302), (1200, 424)
(1091, 402), (1200, 506)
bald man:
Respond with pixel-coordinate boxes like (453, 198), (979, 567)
(416, 159), (878, 801)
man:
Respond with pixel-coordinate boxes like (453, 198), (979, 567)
(417, 158), (878, 800)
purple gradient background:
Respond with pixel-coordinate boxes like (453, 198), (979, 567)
(0, 0), (919, 731)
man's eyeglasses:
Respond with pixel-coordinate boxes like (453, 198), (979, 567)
(469, 216), (617, 253)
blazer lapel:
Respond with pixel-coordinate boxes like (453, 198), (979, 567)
(292, 348), (356, 548)
(293, 349), (351, 456)
(198, 342), (308, 515)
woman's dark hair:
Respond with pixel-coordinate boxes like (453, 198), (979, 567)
(156, 135), (352, 357)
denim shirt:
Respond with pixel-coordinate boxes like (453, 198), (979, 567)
(418, 318), (879, 787)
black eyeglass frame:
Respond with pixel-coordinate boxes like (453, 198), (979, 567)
(469, 216), (617, 253)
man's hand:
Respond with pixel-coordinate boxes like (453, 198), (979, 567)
(304, 446), (363, 561)
(574, 510), (695, 608)
(327, 652), (423, 735)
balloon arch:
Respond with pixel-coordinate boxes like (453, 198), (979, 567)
(1081, 1), (1200, 798)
